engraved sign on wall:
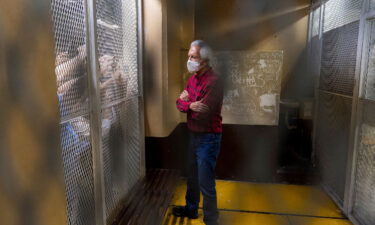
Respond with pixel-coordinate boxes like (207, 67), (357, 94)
(182, 51), (283, 125)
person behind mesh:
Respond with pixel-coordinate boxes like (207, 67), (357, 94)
(55, 44), (93, 223)
(55, 46), (127, 140)
(55, 44), (126, 222)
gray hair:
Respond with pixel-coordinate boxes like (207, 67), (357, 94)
(190, 40), (213, 64)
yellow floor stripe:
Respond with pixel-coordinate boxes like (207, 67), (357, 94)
(171, 179), (344, 218)
(163, 208), (353, 225)
(163, 208), (290, 225)
(288, 216), (353, 225)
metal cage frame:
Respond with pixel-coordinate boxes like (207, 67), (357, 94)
(310, 0), (360, 211)
(84, 1), (145, 224)
(51, 0), (145, 224)
(309, 0), (375, 224)
(345, 1), (375, 224)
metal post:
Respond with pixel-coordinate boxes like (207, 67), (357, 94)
(137, 0), (146, 178)
(311, 0), (324, 166)
(84, 0), (106, 224)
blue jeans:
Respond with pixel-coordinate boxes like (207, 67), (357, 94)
(185, 132), (222, 225)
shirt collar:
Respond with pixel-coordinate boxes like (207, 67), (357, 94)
(194, 66), (211, 79)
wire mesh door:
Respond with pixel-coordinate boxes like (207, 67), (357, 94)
(313, 0), (363, 209)
(51, 0), (144, 224)
(51, 1), (96, 224)
(95, 0), (144, 220)
(348, 2), (375, 224)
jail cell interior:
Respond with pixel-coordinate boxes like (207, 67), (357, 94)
(0, 0), (375, 225)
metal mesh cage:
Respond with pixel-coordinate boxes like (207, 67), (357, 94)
(323, 0), (362, 33)
(313, 0), (375, 222)
(51, 1), (96, 225)
(52, 0), (143, 223)
(309, 5), (322, 82)
(120, 97), (142, 187)
(310, 36), (321, 82)
(307, 1), (322, 96)
(351, 17), (375, 225)
(319, 21), (359, 96)
(352, 101), (375, 225)
(60, 117), (96, 225)
(319, 0), (362, 96)
(96, 0), (139, 108)
(315, 91), (352, 203)
(52, 0), (89, 122)
(96, 0), (141, 219)
(363, 21), (375, 101)
(101, 98), (142, 219)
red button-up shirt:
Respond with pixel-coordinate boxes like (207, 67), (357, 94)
(176, 68), (224, 133)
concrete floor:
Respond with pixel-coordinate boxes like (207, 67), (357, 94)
(163, 179), (353, 225)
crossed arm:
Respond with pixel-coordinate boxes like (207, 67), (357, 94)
(176, 78), (221, 120)
(179, 90), (209, 113)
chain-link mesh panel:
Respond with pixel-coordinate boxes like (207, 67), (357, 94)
(60, 116), (96, 225)
(310, 36), (321, 82)
(352, 101), (375, 225)
(320, 21), (359, 95)
(319, 0), (362, 96)
(308, 3), (322, 89)
(96, 0), (139, 108)
(96, 0), (141, 219)
(323, 0), (362, 33)
(312, 7), (321, 37)
(102, 98), (141, 219)
(315, 91), (352, 204)
(52, 0), (89, 121)
(363, 21), (375, 101)
(51, 1), (97, 225)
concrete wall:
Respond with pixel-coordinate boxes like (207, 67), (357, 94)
(143, 0), (166, 137)
(143, 0), (194, 137)
(0, 0), (67, 224)
(195, 0), (311, 100)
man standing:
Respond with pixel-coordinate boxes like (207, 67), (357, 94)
(173, 40), (223, 225)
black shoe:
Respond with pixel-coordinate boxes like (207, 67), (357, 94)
(172, 206), (198, 219)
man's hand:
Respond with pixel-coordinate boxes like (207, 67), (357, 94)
(179, 90), (189, 101)
(189, 100), (209, 113)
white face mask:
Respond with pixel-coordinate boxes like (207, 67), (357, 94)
(187, 60), (201, 73)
